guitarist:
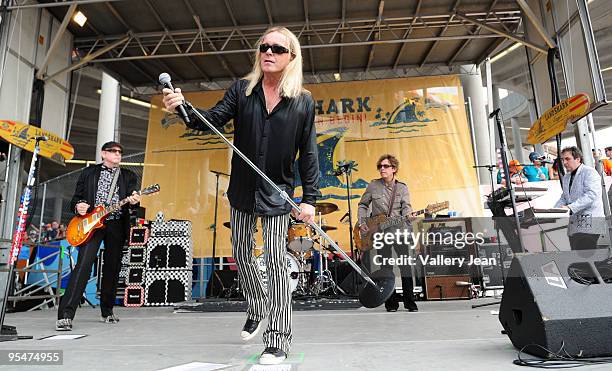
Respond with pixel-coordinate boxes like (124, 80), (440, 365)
(357, 154), (418, 312)
(56, 141), (140, 331)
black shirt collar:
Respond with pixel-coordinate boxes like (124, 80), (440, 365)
(570, 164), (581, 177)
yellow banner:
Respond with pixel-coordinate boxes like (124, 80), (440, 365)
(142, 75), (481, 258)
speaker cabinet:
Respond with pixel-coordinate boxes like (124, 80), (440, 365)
(499, 250), (612, 358)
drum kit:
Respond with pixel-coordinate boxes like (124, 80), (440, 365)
(224, 202), (345, 297)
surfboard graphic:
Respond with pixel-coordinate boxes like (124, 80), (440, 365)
(527, 94), (590, 144)
(0, 120), (74, 163)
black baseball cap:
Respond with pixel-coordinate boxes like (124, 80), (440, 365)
(101, 141), (124, 151)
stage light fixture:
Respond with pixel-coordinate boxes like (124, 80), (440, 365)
(96, 89), (156, 109)
(490, 43), (521, 63)
(73, 11), (87, 27)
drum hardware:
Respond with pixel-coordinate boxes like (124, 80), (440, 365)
(308, 212), (344, 296)
(210, 170), (229, 298)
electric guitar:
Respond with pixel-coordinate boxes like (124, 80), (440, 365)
(66, 184), (160, 246)
(353, 201), (449, 252)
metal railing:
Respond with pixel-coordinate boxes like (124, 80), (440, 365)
(0, 239), (63, 310)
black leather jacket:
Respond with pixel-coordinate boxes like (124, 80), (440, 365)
(186, 79), (320, 216)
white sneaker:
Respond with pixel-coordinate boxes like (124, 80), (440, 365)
(259, 347), (287, 365)
(240, 319), (261, 341)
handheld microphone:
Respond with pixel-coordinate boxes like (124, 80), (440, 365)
(158, 73), (191, 124)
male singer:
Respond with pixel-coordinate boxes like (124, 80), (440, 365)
(162, 27), (319, 365)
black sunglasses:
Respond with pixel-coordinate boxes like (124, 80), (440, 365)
(377, 164), (393, 170)
(259, 43), (290, 54)
(104, 149), (123, 154)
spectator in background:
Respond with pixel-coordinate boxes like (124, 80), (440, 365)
(41, 224), (52, 242)
(48, 221), (59, 240)
(57, 224), (66, 240)
(523, 152), (550, 182)
(497, 160), (526, 186)
(602, 146), (612, 176)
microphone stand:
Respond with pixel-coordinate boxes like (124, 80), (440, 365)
(471, 110), (525, 309)
(337, 162), (358, 295)
(491, 109), (525, 255)
(0, 137), (45, 341)
(209, 170), (229, 298)
(472, 164), (507, 296)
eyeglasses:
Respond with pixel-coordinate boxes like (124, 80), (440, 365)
(104, 149), (123, 154)
(377, 164), (393, 170)
(259, 43), (290, 54)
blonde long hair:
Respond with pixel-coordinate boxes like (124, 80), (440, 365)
(245, 27), (304, 99)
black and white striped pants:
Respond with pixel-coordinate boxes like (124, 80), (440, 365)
(230, 207), (292, 352)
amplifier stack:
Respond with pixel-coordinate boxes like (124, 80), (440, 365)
(419, 218), (475, 300)
(123, 226), (149, 307)
(143, 212), (193, 306)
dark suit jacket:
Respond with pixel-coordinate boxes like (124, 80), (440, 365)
(69, 164), (140, 232)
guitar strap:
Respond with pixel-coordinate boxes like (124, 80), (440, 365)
(386, 180), (397, 217)
(106, 168), (121, 206)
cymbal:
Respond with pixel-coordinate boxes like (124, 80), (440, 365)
(314, 202), (339, 215)
(320, 225), (337, 232)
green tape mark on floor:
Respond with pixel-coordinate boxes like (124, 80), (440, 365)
(246, 352), (305, 364)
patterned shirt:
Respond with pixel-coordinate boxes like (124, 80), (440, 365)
(95, 166), (121, 220)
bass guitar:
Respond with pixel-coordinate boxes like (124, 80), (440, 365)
(353, 201), (449, 252)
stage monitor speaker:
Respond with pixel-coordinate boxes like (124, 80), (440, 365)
(499, 250), (612, 358)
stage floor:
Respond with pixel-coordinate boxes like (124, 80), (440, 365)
(0, 299), (608, 371)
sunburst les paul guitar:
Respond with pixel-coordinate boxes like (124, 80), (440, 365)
(353, 201), (449, 252)
(66, 184), (160, 246)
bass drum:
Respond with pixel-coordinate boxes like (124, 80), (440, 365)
(256, 252), (300, 293)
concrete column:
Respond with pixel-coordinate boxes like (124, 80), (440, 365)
(491, 85), (502, 150)
(53, 194), (63, 223)
(574, 118), (594, 167)
(511, 117), (524, 163)
(460, 70), (493, 185)
(485, 61), (497, 168)
(96, 72), (120, 162)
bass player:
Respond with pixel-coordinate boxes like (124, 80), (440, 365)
(357, 154), (418, 312)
